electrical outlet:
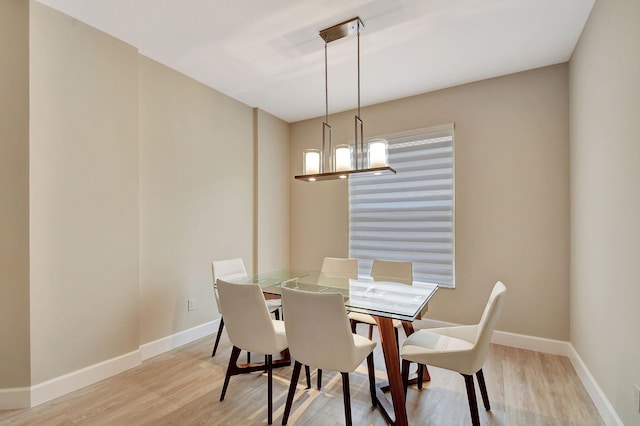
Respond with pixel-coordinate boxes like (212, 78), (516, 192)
(635, 384), (640, 413)
(187, 298), (195, 311)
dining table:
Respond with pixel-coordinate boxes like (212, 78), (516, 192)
(223, 268), (439, 426)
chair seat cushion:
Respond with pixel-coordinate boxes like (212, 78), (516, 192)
(401, 329), (477, 375)
(348, 312), (402, 328)
(402, 282), (506, 376)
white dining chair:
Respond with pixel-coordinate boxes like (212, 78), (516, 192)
(320, 257), (359, 276)
(281, 287), (377, 426)
(310, 257), (359, 390)
(211, 258), (282, 359)
(217, 279), (289, 425)
(400, 281), (507, 426)
(348, 259), (411, 340)
(348, 259), (432, 386)
(371, 259), (413, 283)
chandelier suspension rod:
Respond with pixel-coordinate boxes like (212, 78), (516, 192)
(295, 17), (396, 182)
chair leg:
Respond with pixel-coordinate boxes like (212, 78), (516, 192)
(247, 351), (251, 364)
(366, 352), (377, 407)
(220, 345), (241, 401)
(211, 317), (225, 357)
(274, 309), (280, 320)
(282, 361), (302, 425)
(417, 364), (424, 389)
(299, 366), (321, 390)
(400, 360), (428, 391)
(305, 365), (311, 389)
(340, 372), (352, 426)
(463, 373), (481, 426)
(476, 369), (491, 411)
(350, 319), (357, 334)
(401, 359), (411, 396)
(266, 354), (273, 425)
(368, 324), (374, 340)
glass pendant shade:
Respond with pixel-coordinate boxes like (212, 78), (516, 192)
(367, 139), (388, 168)
(303, 149), (321, 175)
(334, 144), (353, 172)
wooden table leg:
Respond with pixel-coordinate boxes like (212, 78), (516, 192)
(374, 316), (408, 426)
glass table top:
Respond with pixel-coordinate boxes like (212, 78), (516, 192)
(221, 268), (439, 322)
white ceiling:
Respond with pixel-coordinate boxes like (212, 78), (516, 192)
(35, 0), (595, 123)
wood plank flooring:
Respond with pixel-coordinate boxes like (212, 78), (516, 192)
(0, 328), (604, 425)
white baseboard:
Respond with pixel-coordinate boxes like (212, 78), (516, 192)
(567, 345), (624, 426)
(0, 386), (30, 410)
(30, 350), (141, 407)
(491, 330), (571, 356)
(0, 319), (221, 410)
(1, 317), (622, 425)
(140, 319), (219, 361)
(413, 318), (621, 425)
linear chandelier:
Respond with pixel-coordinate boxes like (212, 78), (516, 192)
(295, 17), (396, 182)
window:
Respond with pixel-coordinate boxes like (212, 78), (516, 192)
(349, 124), (455, 287)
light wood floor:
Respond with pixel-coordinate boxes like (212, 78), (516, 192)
(0, 328), (603, 425)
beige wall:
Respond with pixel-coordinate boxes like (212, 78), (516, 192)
(1, 0), (288, 404)
(29, 2), (140, 383)
(255, 109), (290, 272)
(291, 65), (571, 340)
(14, 2), (640, 420)
(569, 0), (640, 423)
(0, 0), (31, 389)
(138, 56), (255, 343)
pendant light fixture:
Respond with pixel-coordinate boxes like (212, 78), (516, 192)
(295, 17), (396, 182)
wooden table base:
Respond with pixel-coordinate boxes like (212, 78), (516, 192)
(224, 347), (291, 377)
(374, 316), (408, 426)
